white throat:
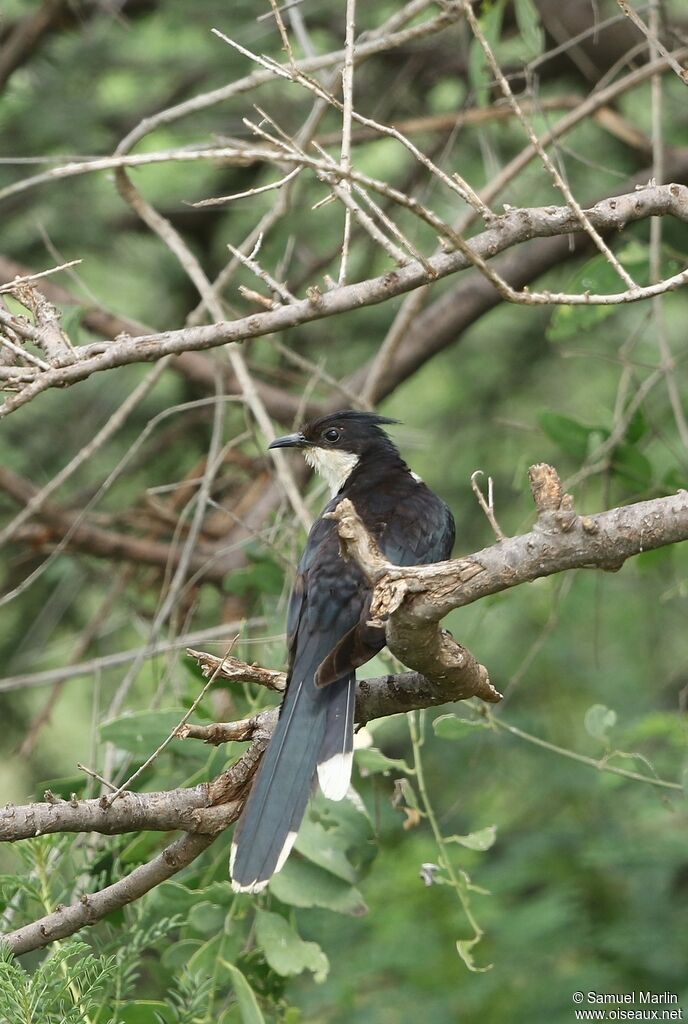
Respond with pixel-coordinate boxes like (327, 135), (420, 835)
(304, 446), (360, 496)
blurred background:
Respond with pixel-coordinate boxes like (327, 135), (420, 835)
(0, 1), (687, 1021)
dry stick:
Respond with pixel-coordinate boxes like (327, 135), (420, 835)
(456, 45), (688, 237)
(470, 471), (506, 542)
(0, 330), (49, 370)
(226, 240), (297, 304)
(0, 259), (82, 292)
(351, 182), (433, 270)
(338, 0), (356, 285)
(0, 620), (261, 694)
(309, 139), (433, 271)
(18, 570), (130, 759)
(187, 1), (441, 326)
(114, 167), (312, 533)
(105, 636), (239, 804)
(214, 27), (489, 219)
(461, 0), (637, 293)
(267, 0), (296, 68)
(116, 2), (455, 155)
(0, 358), (169, 549)
(616, 0), (688, 84)
(239, 120), (506, 295)
(193, 165), (301, 207)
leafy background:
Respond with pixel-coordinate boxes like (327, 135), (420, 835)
(0, 1), (687, 1022)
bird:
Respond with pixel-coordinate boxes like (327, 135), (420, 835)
(230, 410), (455, 893)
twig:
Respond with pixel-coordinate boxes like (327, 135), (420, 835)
(227, 240), (296, 304)
(192, 165), (301, 207)
(338, 0), (356, 284)
(0, 621), (260, 694)
(470, 471), (506, 541)
(105, 636), (240, 804)
(460, 0), (637, 292)
(76, 763), (118, 792)
(0, 260), (82, 293)
(616, 0), (688, 84)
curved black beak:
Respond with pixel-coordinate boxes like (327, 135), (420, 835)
(268, 432), (307, 450)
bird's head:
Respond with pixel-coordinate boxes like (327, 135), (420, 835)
(268, 410), (400, 495)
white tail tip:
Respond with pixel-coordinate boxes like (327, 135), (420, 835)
(229, 831), (298, 893)
(317, 751), (353, 801)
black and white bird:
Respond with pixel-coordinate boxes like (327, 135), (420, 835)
(230, 411), (455, 893)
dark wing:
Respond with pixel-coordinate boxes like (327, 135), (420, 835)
(379, 483), (455, 567)
(231, 510), (371, 891)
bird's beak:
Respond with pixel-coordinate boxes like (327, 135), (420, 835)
(268, 432), (308, 450)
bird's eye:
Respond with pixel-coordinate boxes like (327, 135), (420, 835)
(323, 427), (341, 444)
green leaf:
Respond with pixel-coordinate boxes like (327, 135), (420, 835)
(433, 714), (489, 739)
(446, 825), (497, 852)
(538, 412), (607, 461)
(255, 910), (329, 983)
(514, 0), (544, 58)
(154, 881), (235, 916)
(219, 960), (266, 1024)
(294, 817), (357, 883)
(161, 939), (202, 971)
(269, 858), (367, 916)
(625, 406), (647, 444)
(663, 467), (688, 491)
(355, 747), (410, 775)
(187, 899), (227, 936)
(100, 709), (188, 757)
(119, 1003), (172, 1024)
(547, 245), (650, 342)
(610, 443), (652, 491)
(584, 704), (617, 742)
(456, 936), (493, 973)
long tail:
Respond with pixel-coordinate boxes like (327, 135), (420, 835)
(317, 674), (355, 801)
(230, 665), (356, 893)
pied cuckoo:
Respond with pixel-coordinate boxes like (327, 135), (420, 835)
(230, 411), (455, 893)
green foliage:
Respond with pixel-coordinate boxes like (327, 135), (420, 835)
(255, 911), (329, 984)
(0, 941), (115, 1024)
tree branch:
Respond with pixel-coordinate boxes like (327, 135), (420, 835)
(1, 185), (686, 417)
(325, 465), (688, 691)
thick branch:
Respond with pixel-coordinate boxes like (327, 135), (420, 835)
(327, 471), (688, 677)
(0, 786), (239, 843)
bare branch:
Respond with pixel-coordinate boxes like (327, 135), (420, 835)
(1, 185), (686, 417)
(325, 470), (688, 689)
